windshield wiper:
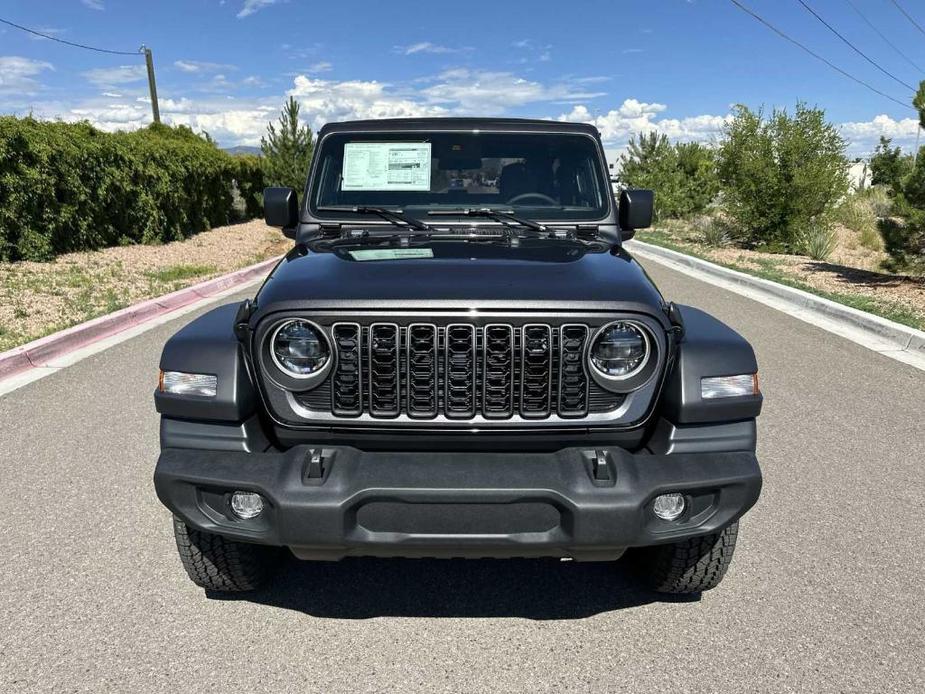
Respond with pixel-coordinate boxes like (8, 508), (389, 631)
(427, 207), (546, 232)
(316, 205), (432, 231)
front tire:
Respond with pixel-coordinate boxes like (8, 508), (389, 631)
(172, 517), (281, 592)
(635, 521), (739, 594)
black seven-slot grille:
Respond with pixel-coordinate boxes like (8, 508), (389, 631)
(310, 322), (618, 420)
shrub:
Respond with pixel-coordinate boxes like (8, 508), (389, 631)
(869, 136), (913, 195)
(716, 104), (849, 252)
(692, 213), (735, 247)
(799, 221), (838, 261)
(0, 117), (265, 262)
(619, 133), (718, 220)
(879, 214), (925, 275)
(832, 191), (882, 252)
(865, 185), (893, 218)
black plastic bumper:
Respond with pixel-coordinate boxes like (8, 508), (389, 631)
(154, 445), (762, 561)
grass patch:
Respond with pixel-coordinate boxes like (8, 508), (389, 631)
(145, 264), (217, 284)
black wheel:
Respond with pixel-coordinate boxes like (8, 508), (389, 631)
(634, 521), (740, 594)
(172, 517), (281, 592)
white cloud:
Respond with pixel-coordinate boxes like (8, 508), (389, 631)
(174, 60), (236, 73)
(11, 59), (918, 158)
(421, 69), (606, 111)
(237, 0), (283, 18)
(396, 42), (470, 55)
(560, 101), (920, 157)
(288, 76), (447, 131)
(308, 61), (333, 73)
(82, 64), (147, 86)
(0, 56), (54, 95)
(81, 0), (104, 10)
(838, 114), (921, 154)
(559, 100), (726, 148)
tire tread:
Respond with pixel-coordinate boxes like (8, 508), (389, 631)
(638, 521), (739, 594)
(172, 517), (279, 592)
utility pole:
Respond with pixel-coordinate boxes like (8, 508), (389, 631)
(141, 44), (160, 124)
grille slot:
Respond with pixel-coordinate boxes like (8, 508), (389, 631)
(482, 324), (514, 419)
(445, 324), (476, 418)
(331, 323), (362, 416)
(558, 325), (589, 417)
(368, 323), (399, 417)
(407, 323), (438, 418)
(520, 324), (553, 418)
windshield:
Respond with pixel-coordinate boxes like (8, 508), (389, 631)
(309, 131), (610, 222)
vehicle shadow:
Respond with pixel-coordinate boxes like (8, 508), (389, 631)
(803, 260), (925, 289)
(208, 555), (699, 619)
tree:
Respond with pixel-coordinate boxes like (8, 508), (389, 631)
(914, 80), (925, 131)
(619, 133), (718, 220)
(261, 96), (314, 191)
(870, 136), (912, 193)
(716, 103), (848, 251)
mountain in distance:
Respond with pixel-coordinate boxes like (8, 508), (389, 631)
(224, 145), (261, 156)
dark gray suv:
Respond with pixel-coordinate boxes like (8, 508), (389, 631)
(154, 118), (762, 595)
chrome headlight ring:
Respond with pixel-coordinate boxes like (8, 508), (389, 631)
(265, 318), (334, 388)
(586, 320), (657, 393)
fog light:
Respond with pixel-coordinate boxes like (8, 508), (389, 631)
(653, 493), (686, 521)
(230, 491), (264, 519)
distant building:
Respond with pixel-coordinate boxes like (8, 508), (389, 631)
(847, 161), (871, 191)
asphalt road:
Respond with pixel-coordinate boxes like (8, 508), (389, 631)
(1, 260), (923, 693)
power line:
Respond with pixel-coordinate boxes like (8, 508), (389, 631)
(889, 0), (925, 39)
(727, 0), (913, 110)
(0, 16), (140, 56)
(797, 0), (915, 91)
(845, 0), (924, 75)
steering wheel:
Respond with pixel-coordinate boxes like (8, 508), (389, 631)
(506, 192), (558, 206)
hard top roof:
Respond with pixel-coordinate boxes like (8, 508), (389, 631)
(317, 117), (600, 137)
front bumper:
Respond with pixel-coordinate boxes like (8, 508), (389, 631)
(154, 445), (761, 561)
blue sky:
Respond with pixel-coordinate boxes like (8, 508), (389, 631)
(1, 0), (923, 156)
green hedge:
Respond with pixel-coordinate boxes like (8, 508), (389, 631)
(0, 117), (264, 261)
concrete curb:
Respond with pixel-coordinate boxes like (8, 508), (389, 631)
(0, 256), (281, 381)
(626, 239), (925, 368)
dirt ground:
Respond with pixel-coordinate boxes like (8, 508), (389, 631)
(0, 220), (289, 352)
(642, 221), (925, 330)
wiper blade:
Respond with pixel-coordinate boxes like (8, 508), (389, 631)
(316, 205), (431, 231)
(428, 207), (546, 232)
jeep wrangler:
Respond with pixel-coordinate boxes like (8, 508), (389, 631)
(154, 118), (762, 595)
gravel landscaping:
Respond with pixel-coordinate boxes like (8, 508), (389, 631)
(0, 220), (288, 352)
(637, 221), (925, 331)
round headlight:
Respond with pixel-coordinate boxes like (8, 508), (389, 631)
(271, 319), (330, 378)
(589, 322), (649, 379)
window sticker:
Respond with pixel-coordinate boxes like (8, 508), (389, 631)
(348, 248), (435, 261)
(342, 142), (432, 191)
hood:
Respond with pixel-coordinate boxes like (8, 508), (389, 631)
(254, 239), (665, 314)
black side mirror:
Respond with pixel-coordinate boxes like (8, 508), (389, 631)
(264, 187), (299, 238)
(618, 188), (654, 240)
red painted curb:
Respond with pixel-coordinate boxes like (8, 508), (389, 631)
(0, 256), (280, 382)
